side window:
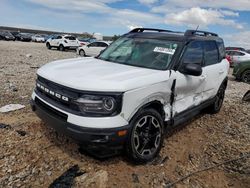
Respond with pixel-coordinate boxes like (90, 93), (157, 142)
(182, 41), (203, 64)
(204, 41), (219, 66)
(216, 41), (225, 60)
(65, 36), (76, 40)
(99, 42), (108, 47)
(234, 52), (245, 56)
(89, 42), (98, 47)
(57, 36), (62, 39)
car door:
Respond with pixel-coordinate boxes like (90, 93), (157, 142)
(51, 35), (61, 46)
(173, 41), (206, 115)
(95, 42), (108, 56)
(202, 40), (227, 101)
(85, 42), (98, 56)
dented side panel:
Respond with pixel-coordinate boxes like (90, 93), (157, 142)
(172, 70), (205, 115)
(122, 71), (174, 122)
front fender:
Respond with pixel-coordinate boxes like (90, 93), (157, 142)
(121, 80), (173, 122)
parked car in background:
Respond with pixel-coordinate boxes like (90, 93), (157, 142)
(77, 41), (109, 57)
(15, 33), (32, 42)
(0, 31), (15, 41)
(32, 34), (45, 42)
(46, 35), (79, 51)
(233, 60), (250, 83)
(225, 50), (250, 67)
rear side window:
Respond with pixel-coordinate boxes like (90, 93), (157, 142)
(65, 36), (76, 40)
(234, 51), (245, 56)
(88, 42), (98, 47)
(98, 42), (108, 47)
(56, 36), (62, 39)
(204, 41), (219, 66)
(182, 41), (203, 64)
(216, 41), (225, 61)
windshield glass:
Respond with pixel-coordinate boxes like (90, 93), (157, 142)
(99, 37), (179, 70)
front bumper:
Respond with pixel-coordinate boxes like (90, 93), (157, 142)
(30, 96), (130, 154)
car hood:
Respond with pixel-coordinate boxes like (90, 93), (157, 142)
(37, 57), (170, 92)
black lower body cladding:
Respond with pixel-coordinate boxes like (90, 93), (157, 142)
(30, 98), (130, 157)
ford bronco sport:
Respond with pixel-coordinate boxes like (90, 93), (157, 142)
(31, 28), (229, 163)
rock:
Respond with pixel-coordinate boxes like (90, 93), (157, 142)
(0, 123), (11, 129)
(26, 54), (32, 58)
(0, 104), (25, 113)
(16, 130), (27, 137)
(46, 171), (52, 176)
(83, 170), (108, 188)
(9, 83), (18, 92)
(132, 173), (139, 183)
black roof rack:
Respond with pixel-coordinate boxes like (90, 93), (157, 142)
(129, 28), (183, 34)
(185, 30), (218, 37)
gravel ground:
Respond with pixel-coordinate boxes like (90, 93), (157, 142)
(0, 41), (250, 188)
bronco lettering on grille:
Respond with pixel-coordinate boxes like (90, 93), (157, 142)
(36, 83), (69, 102)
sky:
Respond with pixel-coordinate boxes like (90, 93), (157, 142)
(1, 0), (250, 48)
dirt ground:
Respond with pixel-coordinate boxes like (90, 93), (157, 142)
(0, 41), (250, 188)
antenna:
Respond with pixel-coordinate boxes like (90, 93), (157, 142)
(195, 25), (199, 32)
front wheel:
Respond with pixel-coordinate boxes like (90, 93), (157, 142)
(241, 70), (250, 84)
(126, 108), (164, 163)
(79, 49), (85, 57)
(46, 43), (51, 49)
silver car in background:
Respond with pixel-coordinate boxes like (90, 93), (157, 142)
(226, 50), (250, 66)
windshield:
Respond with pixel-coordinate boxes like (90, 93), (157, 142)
(99, 37), (179, 70)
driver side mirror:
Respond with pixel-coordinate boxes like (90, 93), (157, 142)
(179, 63), (202, 76)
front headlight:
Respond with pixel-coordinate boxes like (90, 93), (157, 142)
(75, 94), (122, 116)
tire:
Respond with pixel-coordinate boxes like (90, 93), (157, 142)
(241, 70), (250, 84)
(59, 44), (64, 51)
(206, 85), (226, 114)
(46, 42), (51, 49)
(126, 108), (164, 163)
(79, 49), (85, 57)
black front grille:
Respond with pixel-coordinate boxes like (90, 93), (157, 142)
(36, 76), (81, 115)
(35, 97), (68, 121)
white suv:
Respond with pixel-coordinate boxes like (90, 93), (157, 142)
(46, 35), (79, 51)
(31, 28), (229, 163)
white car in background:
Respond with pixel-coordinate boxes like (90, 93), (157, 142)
(226, 50), (250, 66)
(32, 34), (45, 42)
(77, 41), (110, 57)
(46, 35), (79, 51)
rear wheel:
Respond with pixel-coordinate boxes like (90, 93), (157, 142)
(241, 70), (250, 84)
(59, 44), (64, 51)
(126, 108), (164, 163)
(46, 42), (51, 49)
(207, 85), (226, 114)
(79, 49), (85, 57)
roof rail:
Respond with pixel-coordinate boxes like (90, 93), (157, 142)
(184, 30), (218, 37)
(129, 28), (183, 34)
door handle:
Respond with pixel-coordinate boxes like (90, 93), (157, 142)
(219, 70), (224, 74)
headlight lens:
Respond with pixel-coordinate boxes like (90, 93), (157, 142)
(75, 95), (120, 116)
